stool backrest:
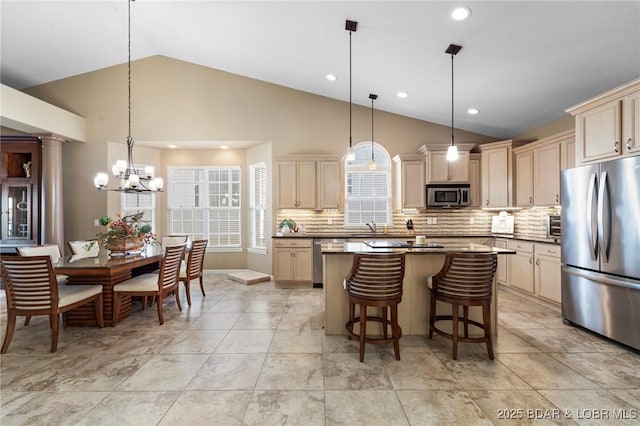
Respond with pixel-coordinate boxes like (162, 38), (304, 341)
(346, 253), (405, 300)
(432, 253), (497, 299)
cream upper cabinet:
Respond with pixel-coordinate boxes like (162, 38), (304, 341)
(515, 150), (534, 207)
(276, 160), (316, 209)
(419, 144), (473, 184)
(534, 142), (561, 206)
(480, 140), (528, 208)
(392, 154), (425, 210)
(623, 91), (640, 155)
(318, 160), (341, 209)
(561, 138), (576, 170)
(468, 153), (481, 207)
(567, 78), (639, 165)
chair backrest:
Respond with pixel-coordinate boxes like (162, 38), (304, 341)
(158, 244), (186, 293)
(67, 240), (100, 257)
(346, 253), (405, 300)
(185, 239), (208, 278)
(432, 253), (497, 299)
(161, 235), (190, 250)
(1, 256), (58, 313)
(17, 244), (62, 264)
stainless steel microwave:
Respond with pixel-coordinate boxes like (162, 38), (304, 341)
(426, 183), (470, 208)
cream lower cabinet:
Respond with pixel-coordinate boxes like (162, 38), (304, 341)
(273, 239), (313, 282)
(534, 243), (561, 304)
(506, 240), (534, 294)
(494, 239), (508, 285)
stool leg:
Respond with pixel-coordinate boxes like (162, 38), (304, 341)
(359, 303), (366, 362)
(483, 302), (494, 360)
(428, 291), (436, 339)
(463, 306), (469, 338)
(391, 304), (400, 361)
(346, 300), (355, 339)
(381, 306), (388, 339)
(452, 303), (459, 360)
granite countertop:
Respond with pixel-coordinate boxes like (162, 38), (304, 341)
(272, 233), (560, 245)
(321, 241), (516, 255)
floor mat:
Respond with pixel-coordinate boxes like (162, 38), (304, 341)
(228, 270), (271, 285)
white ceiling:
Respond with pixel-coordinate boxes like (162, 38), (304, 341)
(2, 0), (639, 140)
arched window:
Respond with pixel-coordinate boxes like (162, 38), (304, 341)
(344, 142), (392, 226)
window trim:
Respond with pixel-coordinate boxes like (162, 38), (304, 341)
(249, 162), (268, 254)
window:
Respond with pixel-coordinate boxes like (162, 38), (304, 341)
(168, 167), (241, 250)
(249, 162), (267, 252)
(344, 142), (392, 226)
(121, 163), (156, 231)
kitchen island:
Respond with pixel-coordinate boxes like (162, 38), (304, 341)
(322, 241), (515, 335)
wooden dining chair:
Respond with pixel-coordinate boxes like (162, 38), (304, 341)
(161, 235), (190, 250)
(1, 256), (104, 353)
(112, 244), (186, 325)
(179, 239), (208, 306)
(427, 252), (498, 360)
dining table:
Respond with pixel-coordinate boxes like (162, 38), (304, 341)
(54, 245), (163, 327)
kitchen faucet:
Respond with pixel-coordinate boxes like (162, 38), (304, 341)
(366, 221), (377, 235)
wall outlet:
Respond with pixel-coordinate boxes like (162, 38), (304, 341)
(469, 217), (475, 225)
(432, 217), (437, 225)
(327, 218), (332, 225)
(426, 217), (433, 225)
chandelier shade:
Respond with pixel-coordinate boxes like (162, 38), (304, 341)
(445, 43), (462, 162)
(94, 0), (163, 193)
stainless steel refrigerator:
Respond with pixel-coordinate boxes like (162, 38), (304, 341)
(561, 155), (640, 350)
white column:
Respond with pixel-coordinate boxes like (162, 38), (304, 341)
(40, 135), (65, 248)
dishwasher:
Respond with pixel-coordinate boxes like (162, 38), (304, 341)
(313, 238), (348, 287)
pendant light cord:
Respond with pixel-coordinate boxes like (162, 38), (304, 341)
(349, 29), (352, 150)
(127, 0), (134, 175)
(450, 52), (454, 147)
(371, 96), (374, 160)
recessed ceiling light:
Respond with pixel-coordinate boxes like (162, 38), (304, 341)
(397, 92), (408, 99)
(168, 144), (177, 149)
(326, 74), (337, 81)
(467, 108), (480, 115)
(451, 6), (471, 21)
(220, 145), (229, 150)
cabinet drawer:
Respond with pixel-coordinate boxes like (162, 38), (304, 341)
(273, 239), (312, 249)
(534, 243), (560, 258)
(506, 240), (534, 253)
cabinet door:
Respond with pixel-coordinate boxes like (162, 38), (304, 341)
(535, 254), (561, 303)
(494, 239), (508, 284)
(274, 248), (294, 281)
(296, 161), (317, 209)
(577, 100), (622, 163)
(448, 151), (469, 182)
(623, 92), (640, 155)
(509, 252), (535, 294)
(561, 140), (576, 170)
(515, 151), (534, 206)
(427, 151), (449, 182)
(468, 157), (481, 207)
(1, 183), (34, 242)
(402, 160), (426, 209)
(318, 161), (340, 209)
(482, 147), (509, 207)
(276, 162), (298, 208)
(534, 143), (561, 206)
(293, 248), (313, 281)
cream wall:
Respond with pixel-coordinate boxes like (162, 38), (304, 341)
(516, 114), (574, 140)
(21, 55), (498, 270)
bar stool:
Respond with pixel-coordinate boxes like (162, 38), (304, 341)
(344, 252), (405, 362)
(427, 252), (497, 360)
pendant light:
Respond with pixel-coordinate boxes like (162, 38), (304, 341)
(94, 0), (164, 192)
(368, 93), (377, 170)
(445, 43), (462, 162)
(345, 20), (358, 162)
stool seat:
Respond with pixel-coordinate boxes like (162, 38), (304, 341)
(344, 253), (405, 362)
(427, 252), (497, 360)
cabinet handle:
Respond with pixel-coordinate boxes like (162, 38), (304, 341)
(614, 141), (619, 153)
(529, 256), (533, 264)
(529, 196), (533, 204)
(627, 138), (633, 151)
(485, 199), (489, 206)
(535, 258), (540, 266)
(555, 194), (559, 203)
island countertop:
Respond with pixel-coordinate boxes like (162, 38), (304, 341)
(322, 241), (516, 255)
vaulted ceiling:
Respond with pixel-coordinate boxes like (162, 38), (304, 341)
(2, 1), (639, 139)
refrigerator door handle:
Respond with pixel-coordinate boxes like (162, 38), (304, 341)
(597, 171), (611, 264)
(586, 171), (598, 261)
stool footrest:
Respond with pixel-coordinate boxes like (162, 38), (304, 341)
(430, 315), (489, 343)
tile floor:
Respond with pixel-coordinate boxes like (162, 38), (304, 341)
(1, 272), (639, 425)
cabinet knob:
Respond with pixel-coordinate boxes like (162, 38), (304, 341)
(627, 138), (633, 151)
(529, 196), (533, 204)
(555, 194), (559, 203)
(614, 141), (619, 153)
(485, 199), (489, 206)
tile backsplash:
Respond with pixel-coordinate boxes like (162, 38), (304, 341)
(276, 206), (561, 240)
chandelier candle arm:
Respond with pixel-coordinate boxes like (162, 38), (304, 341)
(93, 0), (163, 193)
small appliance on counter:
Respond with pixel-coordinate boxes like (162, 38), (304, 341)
(491, 211), (514, 235)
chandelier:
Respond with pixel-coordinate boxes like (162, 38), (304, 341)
(94, 0), (163, 193)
